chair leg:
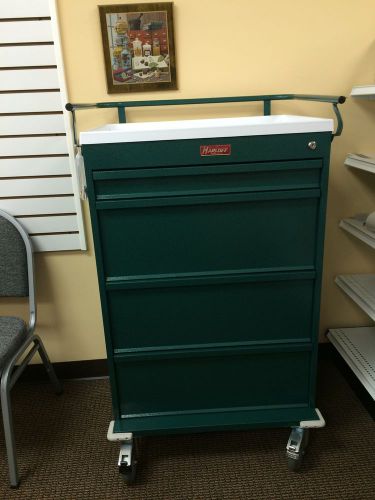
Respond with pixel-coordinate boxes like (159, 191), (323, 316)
(1, 372), (20, 488)
(34, 336), (63, 395)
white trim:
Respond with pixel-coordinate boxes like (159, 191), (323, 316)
(107, 420), (132, 442)
(80, 115), (334, 145)
(299, 408), (325, 428)
(48, 0), (86, 250)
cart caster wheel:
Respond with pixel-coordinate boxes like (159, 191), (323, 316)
(287, 455), (303, 472)
(286, 427), (309, 472)
(119, 461), (137, 484)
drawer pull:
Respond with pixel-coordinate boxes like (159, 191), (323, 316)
(308, 141), (317, 150)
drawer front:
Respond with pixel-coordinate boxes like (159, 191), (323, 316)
(98, 191), (319, 279)
(108, 276), (315, 350)
(93, 160), (321, 200)
(116, 349), (311, 416)
(82, 132), (332, 170)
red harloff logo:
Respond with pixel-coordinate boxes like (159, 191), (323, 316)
(200, 144), (231, 156)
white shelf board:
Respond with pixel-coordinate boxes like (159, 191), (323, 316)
(351, 85), (375, 99)
(345, 156), (375, 174)
(340, 218), (375, 250)
(335, 274), (375, 321)
(328, 327), (375, 400)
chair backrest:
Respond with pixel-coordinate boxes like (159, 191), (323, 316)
(0, 213), (28, 297)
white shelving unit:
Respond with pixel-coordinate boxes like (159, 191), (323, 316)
(345, 154), (375, 174)
(351, 85), (375, 99)
(335, 275), (375, 321)
(327, 327), (375, 399)
(340, 217), (375, 250)
(330, 85), (375, 402)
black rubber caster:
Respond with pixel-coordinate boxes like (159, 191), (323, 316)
(287, 454), (304, 471)
(119, 461), (137, 484)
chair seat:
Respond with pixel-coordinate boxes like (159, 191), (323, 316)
(0, 317), (27, 370)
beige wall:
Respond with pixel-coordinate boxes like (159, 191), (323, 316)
(1, 0), (374, 362)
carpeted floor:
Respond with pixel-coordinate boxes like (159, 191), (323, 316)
(0, 358), (373, 500)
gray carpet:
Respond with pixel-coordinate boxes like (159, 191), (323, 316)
(0, 358), (374, 499)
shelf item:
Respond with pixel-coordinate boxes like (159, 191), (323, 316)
(335, 274), (375, 321)
(328, 327), (375, 400)
(351, 85), (375, 99)
(340, 216), (375, 250)
(345, 153), (375, 174)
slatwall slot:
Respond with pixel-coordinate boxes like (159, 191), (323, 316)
(0, 0), (50, 18)
(0, 157), (70, 177)
(0, 0), (86, 252)
(0, 21), (53, 44)
(0, 115), (65, 135)
(0, 45), (56, 67)
(0, 92), (63, 113)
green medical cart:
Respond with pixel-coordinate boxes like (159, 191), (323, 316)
(68, 94), (345, 482)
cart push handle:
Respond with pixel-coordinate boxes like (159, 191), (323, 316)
(66, 93), (346, 147)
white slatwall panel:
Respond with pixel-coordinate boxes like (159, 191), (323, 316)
(0, 92), (63, 113)
(0, 157), (70, 177)
(0, 136), (68, 156)
(0, 69), (59, 91)
(0, 177), (73, 197)
(32, 234), (81, 252)
(0, 0), (50, 18)
(0, 20), (53, 44)
(18, 215), (78, 234)
(0, 115), (65, 135)
(0, 197), (76, 216)
(0, 0), (86, 252)
(0, 45), (56, 67)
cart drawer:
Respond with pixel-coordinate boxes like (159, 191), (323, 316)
(93, 160), (322, 200)
(98, 190), (319, 279)
(115, 348), (311, 416)
(107, 275), (315, 349)
(82, 131), (331, 169)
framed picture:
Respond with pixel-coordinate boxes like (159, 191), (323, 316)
(99, 3), (177, 93)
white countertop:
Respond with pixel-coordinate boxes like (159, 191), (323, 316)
(80, 114), (333, 145)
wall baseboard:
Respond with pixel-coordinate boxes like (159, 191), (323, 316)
(22, 358), (108, 381)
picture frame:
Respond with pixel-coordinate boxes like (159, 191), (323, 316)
(99, 3), (177, 94)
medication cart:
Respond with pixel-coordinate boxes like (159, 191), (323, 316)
(67, 94), (345, 482)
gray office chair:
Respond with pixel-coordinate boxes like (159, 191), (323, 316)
(0, 208), (62, 487)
